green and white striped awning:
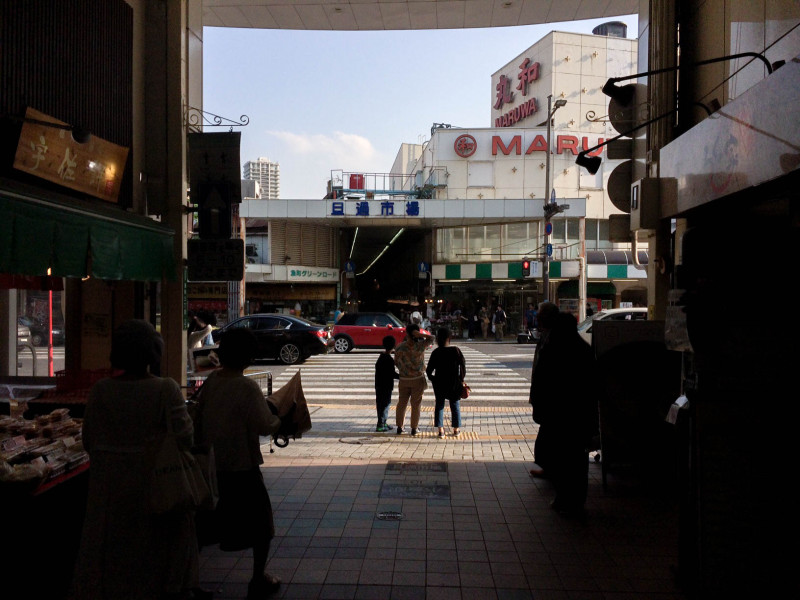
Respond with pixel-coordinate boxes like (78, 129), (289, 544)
(433, 252), (649, 281)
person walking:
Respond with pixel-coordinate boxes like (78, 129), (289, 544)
(374, 335), (399, 432)
(529, 311), (598, 516)
(493, 305), (507, 341)
(194, 328), (283, 599)
(479, 306), (490, 340)
(426, 327), (466, 438)
(72, 320), (203, 600)
(525, 303), (537, 333)
(394, 323), (434, 435)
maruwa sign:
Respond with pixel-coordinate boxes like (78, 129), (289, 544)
(453, 133), (606, 159)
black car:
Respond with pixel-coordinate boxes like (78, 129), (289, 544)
(18, 316), (65, 346)
(211, 314), (333, 365)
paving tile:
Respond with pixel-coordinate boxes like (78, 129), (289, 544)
(354, 584), (393, 600)
(389, 585), (426, 600)
(425, 586), (462, 599)
(318, 583), (358, 599)
(458, 587), (498, 600)
(325, 570), (362, 585)
(283, 583), (323, 598)
(426, 572), (461, 587)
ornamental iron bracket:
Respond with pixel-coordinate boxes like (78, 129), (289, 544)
(185, 106), (250, 132)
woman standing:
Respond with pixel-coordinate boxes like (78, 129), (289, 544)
(426, 327), (466, 438)
(194, 328), (282, 599)
(73, 320), (202, 599)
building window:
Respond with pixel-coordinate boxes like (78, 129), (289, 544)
(436, 222), (544, 263)
(598, 218), (611, 249)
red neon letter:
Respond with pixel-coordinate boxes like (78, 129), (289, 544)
(492, 135), (521, 155)
(526, 135), (547, 154)
(582, 137), (606, 157)
(556, 135), (579, 155)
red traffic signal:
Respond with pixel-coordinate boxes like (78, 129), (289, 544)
(522, 259), (531, 277)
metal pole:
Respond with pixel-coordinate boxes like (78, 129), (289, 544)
(578, 216), (587, 323)
(543, 95), (552, 303)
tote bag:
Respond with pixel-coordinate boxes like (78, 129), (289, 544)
(148, 384), (212, 514)
(148, 433), (210, 514)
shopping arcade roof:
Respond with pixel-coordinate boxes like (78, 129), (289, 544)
(202, 1), (638, 31)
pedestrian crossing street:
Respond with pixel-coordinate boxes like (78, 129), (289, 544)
(268, 345), (532, 406)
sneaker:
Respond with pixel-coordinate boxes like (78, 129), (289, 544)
(411, 428), (419, 436)
(377, 424), (391, 432)
(438, 430), (445, 438)
(397, 427), (404, 435)
(452, 429), (460, 437)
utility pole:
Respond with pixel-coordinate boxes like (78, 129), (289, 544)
(542, 95), (567, 303)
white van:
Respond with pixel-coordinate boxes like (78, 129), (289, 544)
(577, 307), (648, 345)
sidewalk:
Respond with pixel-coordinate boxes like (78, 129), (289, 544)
(198, 404), (686, 600)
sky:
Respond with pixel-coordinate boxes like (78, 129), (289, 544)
(202, 14), (638, 200)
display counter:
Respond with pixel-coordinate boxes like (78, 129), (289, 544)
(1, 406), (90, 598)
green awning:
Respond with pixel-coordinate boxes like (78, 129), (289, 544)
(1, 191), (176, 282)
(557, 280), (618, 296)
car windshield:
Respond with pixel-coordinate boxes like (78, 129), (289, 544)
(577, 313), (600, 332)
(384, 312), (404, 327)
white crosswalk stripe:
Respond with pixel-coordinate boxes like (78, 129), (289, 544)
(269, 346), (531, 404)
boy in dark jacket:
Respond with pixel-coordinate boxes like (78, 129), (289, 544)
(374, 335), (399, 432)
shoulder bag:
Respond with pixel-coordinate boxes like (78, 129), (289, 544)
(148, 384), (213, 514)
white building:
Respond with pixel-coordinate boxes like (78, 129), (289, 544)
(242, 157), (280, 199)
(391, 28), (643, 316)
(238, 26), (642, 325)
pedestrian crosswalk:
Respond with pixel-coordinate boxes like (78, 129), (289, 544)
(268, 345), (532, 406)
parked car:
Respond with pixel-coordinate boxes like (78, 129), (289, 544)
(17, 323), (31, 345)
(332, 311), (431, 353)
(18, 316), (65, 346)
(577, 307), (648, 345)
(211, 313), (333, 365)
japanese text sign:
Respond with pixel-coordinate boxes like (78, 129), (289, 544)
(13, 107), (129, 203)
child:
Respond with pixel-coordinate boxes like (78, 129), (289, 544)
(374, 335), (399, 432)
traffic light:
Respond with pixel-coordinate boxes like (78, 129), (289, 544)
(522, 258), (531, 277)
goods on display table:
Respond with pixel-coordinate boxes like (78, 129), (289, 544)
(0, 408), (88, 494)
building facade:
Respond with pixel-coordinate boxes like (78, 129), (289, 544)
(242, 156), (280, 199)
(239, 29), (641, 328)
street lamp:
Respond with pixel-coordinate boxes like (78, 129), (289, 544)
(542, 95), (567, 303)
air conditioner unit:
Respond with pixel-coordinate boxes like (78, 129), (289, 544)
(630, 178), (660, 231)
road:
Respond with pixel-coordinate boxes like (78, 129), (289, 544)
(13, 339), (537, 392)
(254, 340), (536, 406)
(15, 345), (65, 377)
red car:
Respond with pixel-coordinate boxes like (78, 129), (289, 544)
(332, 312), (430, 353)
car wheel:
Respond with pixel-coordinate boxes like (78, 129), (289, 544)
(333, 336), (352, 353)
(31, 333), (43, 346)
(279, 343), (301, 365)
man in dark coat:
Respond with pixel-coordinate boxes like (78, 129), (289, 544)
(529, 309), (598, 515)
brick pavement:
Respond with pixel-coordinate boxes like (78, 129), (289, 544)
(198, 403), (686, 600)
